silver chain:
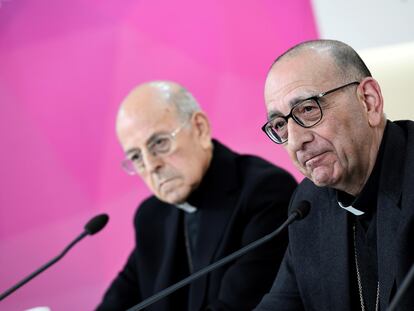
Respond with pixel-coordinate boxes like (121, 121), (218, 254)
(353, 223), (380, 311)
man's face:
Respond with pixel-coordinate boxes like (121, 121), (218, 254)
(116, 90), (211, 204)
(264, 51), (373, 191)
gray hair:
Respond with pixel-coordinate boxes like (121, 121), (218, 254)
(148, 81), (201, 122)
(271, 39), (372, 81)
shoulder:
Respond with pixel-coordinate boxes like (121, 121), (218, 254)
(389, 120), (414, 144)
(221, 147), (297, 213)
(289, 178), (331, 212)
(393, 119), (414, 131)
(212, 140), (297, 196)
(133, 196), (170, 227)
(235, 153), (297, 191)
(285, 178), (335, 232)
(292, 178), (324, 199)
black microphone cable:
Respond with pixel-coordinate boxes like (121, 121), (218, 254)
(127, 201), (311, 311)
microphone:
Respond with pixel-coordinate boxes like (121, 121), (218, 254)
(387, 262), (414, 311)
(0, 213), (109, 301)
(127, 201), (311, 311)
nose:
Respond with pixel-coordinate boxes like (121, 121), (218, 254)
(141, 149), (163, 173)
(286, 119), (313, 152)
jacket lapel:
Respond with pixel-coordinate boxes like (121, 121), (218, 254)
(376, 121), (405, 307)
(188, 192), (236, 310)
(153, 207), (182, 310)
(377, 193), (401, 307)
(192, 196), (236, 270)
(315, 121), (406, 310)
(320, 191), (352, 311)
(188, 141), (238, 310)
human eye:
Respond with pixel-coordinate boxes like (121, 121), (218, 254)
(271, 118), (287, 132)
(294, 99), (320, 121)
(129, 152), (143, 164)
(151, 136), (171, 153)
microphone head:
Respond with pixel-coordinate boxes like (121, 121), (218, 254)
(84, 214), (109, 235)
(293, 201), (311, 220)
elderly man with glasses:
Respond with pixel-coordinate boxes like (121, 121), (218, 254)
(96, 81), (297, 311)
(255, 39), (414, 311)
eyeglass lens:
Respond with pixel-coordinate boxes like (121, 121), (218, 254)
(267, 99), (322, 143)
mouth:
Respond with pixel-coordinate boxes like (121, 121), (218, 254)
(158, 177), (178, 190)
(302, 151), (330, 168)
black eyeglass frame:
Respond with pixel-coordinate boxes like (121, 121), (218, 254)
(261, 81), (360, 144)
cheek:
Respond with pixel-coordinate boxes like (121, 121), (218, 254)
(329, 127), (357, 166)
(286, 148), (303, 170)
(142, 174), (158, 194)
(176, 161), (201, 187)
(170, 151), (203, 182)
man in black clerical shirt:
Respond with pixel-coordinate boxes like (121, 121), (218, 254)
(96, 81), (297, 311)
(255, 39), (414, 311)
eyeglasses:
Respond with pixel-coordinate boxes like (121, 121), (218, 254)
(261, 81), (360, 144)
(121, 122), (187, 175)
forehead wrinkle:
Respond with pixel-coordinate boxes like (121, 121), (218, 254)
(266, 73), (315, 106)
(266, 51), (337, 97)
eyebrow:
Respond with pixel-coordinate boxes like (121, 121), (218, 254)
(266, 93), (317, 120)
(124, 132), (168, 156)
(267, 109), (283, 121)
(266, 97), (302, 120)
(125, 148), (140, 157)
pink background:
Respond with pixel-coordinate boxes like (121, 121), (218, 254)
(0, 1), (317, 310)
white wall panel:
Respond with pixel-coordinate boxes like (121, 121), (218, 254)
(312, 0), (414, 49)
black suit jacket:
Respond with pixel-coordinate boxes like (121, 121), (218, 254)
(97, 140), (297, 311)
(255, 120), (414, 311)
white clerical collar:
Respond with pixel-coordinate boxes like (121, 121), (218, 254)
(337, 201), (365, 216)
(175, 202), (198, 214)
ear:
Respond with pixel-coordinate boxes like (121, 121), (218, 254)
(357, 77), (384, 127)
(191, 111), (212, 148)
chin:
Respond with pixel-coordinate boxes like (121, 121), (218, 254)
(161, 195), (184, 205)
(160, 189), (190, 205)
(310, 172), (337, 188)
(308, 162), (342, 187)
(312, 179), (331, 188)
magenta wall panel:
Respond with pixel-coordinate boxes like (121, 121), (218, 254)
(0, 1), (318, 309)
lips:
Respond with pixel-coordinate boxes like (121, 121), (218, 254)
(158, 176), (182, 193)
(159, 178), (175, 188)
(300, 151), (329, 168)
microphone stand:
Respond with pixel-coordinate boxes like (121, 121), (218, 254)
(387, 262), (414, 311)
(0, 214), (109, 301)
(0, 232), (88, 301)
